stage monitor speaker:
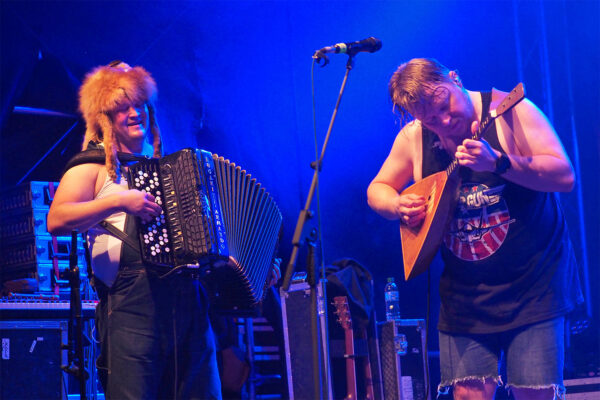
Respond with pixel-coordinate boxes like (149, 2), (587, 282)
(0, 320), (67, 399)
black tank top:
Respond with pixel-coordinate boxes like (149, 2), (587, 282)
(421, 92), (582, 333)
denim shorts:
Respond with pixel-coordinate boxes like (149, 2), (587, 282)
(438, 317), (565, 398)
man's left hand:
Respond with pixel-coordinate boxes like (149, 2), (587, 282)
(455, 121), (500, 172)
(455, 138), (500, 172)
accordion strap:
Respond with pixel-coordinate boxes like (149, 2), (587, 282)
(98, 220), (139, 252)
(63, 146), (149, 175)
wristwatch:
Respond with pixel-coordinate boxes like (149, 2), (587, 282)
(494, 153), (511, 175)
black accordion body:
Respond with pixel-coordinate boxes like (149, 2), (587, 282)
(127, 148), (282, 315)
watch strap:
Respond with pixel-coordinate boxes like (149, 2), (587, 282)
(494, 153), (511, 174)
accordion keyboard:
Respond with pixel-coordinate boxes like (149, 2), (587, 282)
(130, 162), (174, 266)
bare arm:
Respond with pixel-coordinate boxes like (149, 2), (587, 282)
(47, 164), (162, 236)
(456, 97), (575, 192)
(367, 123), (427, 225)
(500, 98), (574, 191)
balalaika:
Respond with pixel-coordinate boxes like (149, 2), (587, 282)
(399, 83), (525, 280)
(127, 148), (282, 315)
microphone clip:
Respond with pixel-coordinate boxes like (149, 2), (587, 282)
(312, 49), (330, 67)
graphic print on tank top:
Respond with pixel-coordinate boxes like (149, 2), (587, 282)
(444, 182), (515, 261)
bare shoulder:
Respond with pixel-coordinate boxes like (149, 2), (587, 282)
(395, 119), (421, 142)
(389, 119), (421, 155)
(389, 120), (422, 167)
(62, 163), (104, 185)
(491, 87), (564, 158)
(55, 163), (106, 202)
(369, 119), (423, 189)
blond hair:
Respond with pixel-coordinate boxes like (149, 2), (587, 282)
(388, 58), (452, 124)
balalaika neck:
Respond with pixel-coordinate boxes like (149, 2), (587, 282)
(445, 113), (495, 177)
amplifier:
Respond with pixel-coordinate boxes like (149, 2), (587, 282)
(280, 280), (333, 400)
(378, 319), (431, 400)
(0, 320), (67, 399)
(0, 318), (99, 398)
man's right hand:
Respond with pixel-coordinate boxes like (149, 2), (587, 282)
(120, 189), (163, 223)
(394, 193), (427, 228)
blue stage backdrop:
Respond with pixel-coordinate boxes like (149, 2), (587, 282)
(1, 0), (598, 374)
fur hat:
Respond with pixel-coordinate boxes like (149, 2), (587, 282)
(78, 63), (162, 181)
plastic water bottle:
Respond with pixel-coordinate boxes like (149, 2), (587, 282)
(385, 277), (401, 322)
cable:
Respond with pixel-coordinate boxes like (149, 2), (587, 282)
(159, 264), (189, 279)
(310, 58), (325, 278)
(172, 304), (178, 399)
(425, 268), (432, 400)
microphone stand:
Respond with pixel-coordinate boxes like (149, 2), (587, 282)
(281, 54), (355, 400)
(61, 230), (89, 398)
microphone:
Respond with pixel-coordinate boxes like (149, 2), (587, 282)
(315, 37), (382, 57)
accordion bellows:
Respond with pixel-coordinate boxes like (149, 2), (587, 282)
(127, 148), (282, 314)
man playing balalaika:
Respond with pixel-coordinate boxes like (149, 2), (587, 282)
(368, 58), (582, 400)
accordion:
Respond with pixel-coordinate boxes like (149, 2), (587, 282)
(127, 148), (282, 315)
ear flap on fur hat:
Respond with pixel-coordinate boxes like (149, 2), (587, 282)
(78, 64), (162, 181)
